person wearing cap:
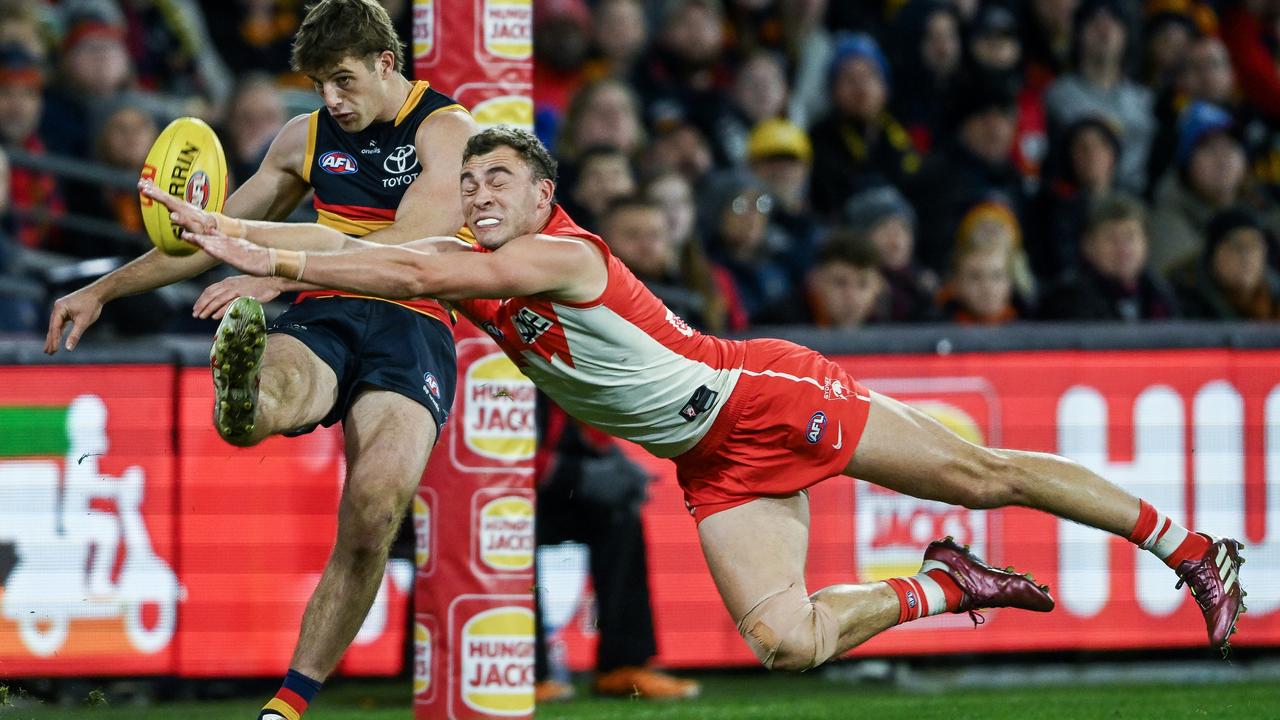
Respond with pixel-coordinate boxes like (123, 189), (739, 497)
(1169, 206), (1280, 320)
(1029, 116), (1122, 281)
(906, 76), (1024, 277)
(808, 31), (919, 219)
(843, 183), (938, 322)
(1044, 0), (1156, 195)
(746, 117), (818, 284)
(1039, 192), (1180, 322)
(1148, 101), (1251, 273)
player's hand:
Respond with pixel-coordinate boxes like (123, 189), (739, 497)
(44, 286), (105, 354)
(138, 179), (218, 235)
(195, 275), (285, 319)
(182, 230), (271, 277)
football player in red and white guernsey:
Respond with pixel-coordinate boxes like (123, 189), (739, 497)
(179, 126), (1247, 668)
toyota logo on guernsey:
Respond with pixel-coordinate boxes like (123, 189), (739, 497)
(384, 144), (419, 174)
(319, 150), (358, 175)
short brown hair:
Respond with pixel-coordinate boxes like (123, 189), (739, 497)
(819, 227), (880, 269)
(463, 126), (559, 184)
(1085, 192), (1147, 239)
(291, 0), (405, 75)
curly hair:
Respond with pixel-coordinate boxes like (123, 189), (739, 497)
(463, 126), (559, 184)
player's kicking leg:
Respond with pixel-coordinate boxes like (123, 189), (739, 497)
(259, 390), (436, 720)
(697, 494), (1051, 672)
(211, 297), (338, 446)
(845, 391), (1246, 654)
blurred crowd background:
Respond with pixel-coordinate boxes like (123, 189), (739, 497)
(4, 0), (1280, 340)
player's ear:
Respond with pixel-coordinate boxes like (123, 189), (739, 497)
(536, 178), (555, 210)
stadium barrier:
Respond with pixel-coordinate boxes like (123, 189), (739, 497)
(2, 322), (1279, 682)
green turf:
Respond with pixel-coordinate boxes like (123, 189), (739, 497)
(1, 674), (1276, 719)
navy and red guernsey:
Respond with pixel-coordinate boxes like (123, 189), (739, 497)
(297, 80), (464, 326)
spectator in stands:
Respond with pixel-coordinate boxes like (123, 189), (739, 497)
(642, 117), (715, 189)
(808, 32), (919, 218)
(65, 102), (157, 241)
(1170, 206), (1280, 321)
(0, 143), (40, 333)
(908, 78), (1024, 276)
(1220, 0), (1280, 126)
(564, 145), (637, 232)
(949, 198), (1036, 315)
(645, 170), (746, 332)
(1021, 0), (1077, 98)
(891, 0), (964, 152)
(746, 118), (818, 285)
(1148, 33), (1238, 189)
(1029, 116), (1121, 281)
(781, 0), (835, 129)
(42, 3), (134, 157)
(1040, 192), (1180, 321)
(120, 0), (233, 119)
(224, 74), (286, 184)
(702, 171), (794, 322)
(844, 184), (937, 322)
(555, 79), (646, 167)
(937, 220), (1022, 325)
(755, 227), (889, 327)
(1044, 0), (1155, 195)
(0, 42), (62, 253)
(585, 0), (648, 81)
(965, 3), (1048, 185)
(601, 195), (710, 328)
(1140, 1), (1215, 91)
(630, 0), (735, 164)
(203, 0), (302, 81)
(717, 50), (789, 166)
(533, 0), (592, 143)
(1148, 102), (1249, 274)
(0, 2), (47, 62)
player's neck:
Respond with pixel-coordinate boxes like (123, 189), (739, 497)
(374, 73), (415, 123)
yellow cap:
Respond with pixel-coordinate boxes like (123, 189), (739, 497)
(746, 119), (812, 163)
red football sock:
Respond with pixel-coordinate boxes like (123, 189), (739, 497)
(883, 569), (963, 624)
(1127, 500), (1210, 569)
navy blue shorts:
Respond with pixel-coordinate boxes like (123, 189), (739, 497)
(268, 297), (457, 436)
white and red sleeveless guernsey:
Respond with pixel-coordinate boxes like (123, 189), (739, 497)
(455, 206), (874, 522)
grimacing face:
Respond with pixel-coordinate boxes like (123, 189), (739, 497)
(460, 146), (554, 250)
(309, 52), (396, 132)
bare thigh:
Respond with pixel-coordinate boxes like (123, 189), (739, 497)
(844, 391), (999, 505)
(257, 334), (340, 435)
(341, 388), (438, 511)
(697, 494), (811, 622)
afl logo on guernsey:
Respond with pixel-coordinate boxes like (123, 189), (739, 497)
(319, 150), (358, 175)
(806, 411), (827, 444)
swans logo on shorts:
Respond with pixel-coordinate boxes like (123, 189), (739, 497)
(185, 170), (210, 209)
(806, 411), (827, 444)
(319, 150), (358, 175)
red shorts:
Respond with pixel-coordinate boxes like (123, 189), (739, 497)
(673, 339), (872, 523)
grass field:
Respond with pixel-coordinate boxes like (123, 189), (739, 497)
(2, 672), (1277, 720)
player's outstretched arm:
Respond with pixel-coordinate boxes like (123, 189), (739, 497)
(44, 115), (313, 354)
(183, 231), (600, 302)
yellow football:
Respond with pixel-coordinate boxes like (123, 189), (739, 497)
(139, 117), (228, 256)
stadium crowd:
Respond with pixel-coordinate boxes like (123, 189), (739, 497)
(3, 0), (1280, 337)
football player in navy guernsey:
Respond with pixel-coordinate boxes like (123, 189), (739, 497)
(45, 2), (477, 718)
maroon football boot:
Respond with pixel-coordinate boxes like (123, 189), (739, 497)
(922, 537), (1055, 624)
(1174, 535), (1246, 655)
